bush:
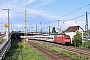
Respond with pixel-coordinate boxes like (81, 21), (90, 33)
(80, 42), (86, 48)
(87, 40), (90, 48)
(72, 31), (82, 47)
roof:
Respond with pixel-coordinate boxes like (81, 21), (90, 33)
(65, 26), (83, 32)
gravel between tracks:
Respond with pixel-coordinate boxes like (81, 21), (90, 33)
(28, 39), (90, 60)
(28, 40), (73, 60)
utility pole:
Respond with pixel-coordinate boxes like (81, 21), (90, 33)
(31, 27), (33, 33)
(85, 12), (89, 40)
(48, 26), (50, 35)
(38, 25), (39, 33)
(40, 22), (42, 34)
(2, 9), (10, 41)
(0, 23), (2, 33)
(24, 10), (27, 47)
(85, 12), (89, 48)
(56, 20), (61, 34)
(36, 24), (37, 35)
(11, 21), (12, 32)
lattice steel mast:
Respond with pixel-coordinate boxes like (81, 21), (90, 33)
(85, 12), (89, 40)
(24, 10), (27, 46)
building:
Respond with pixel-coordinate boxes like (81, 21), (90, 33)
(65, 26), (84, 43)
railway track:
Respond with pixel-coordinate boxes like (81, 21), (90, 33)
(28, 40), (72, 60)
(29, 39), (90, 59)
(54, 44), (90, 59)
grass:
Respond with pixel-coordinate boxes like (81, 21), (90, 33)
(4, 39), (46, 60)
(22, 44), (46, 60)
(0, 38), (4, 44)
(39, 43), (88, 60)
(80, 41), (90, 49)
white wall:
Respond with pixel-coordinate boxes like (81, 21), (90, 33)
(78, 27), (84, 39)
(65, 32), (76, 43)
(65, 27), (84, 44)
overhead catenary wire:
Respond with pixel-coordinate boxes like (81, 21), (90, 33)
(64, 13), (90, 23)
(42, 20), (56, 25)
(41, 23), (57, 30)
(36, 4), (90, 33)
(89, 4), (90, 13)
(61, 4), (90, 17)
(64, 14), (85, 22)
(40, 20), (57, 28)
(53, 4), (90, 30)
(41, 13), (90, 32)
(37, 4), (90, 32)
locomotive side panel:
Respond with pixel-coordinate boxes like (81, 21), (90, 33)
(54, 35), (71, 44)
(54, 35), (64, 44)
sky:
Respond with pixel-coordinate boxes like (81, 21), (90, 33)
(0, 0), (90, 32)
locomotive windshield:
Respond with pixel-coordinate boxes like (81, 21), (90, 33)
(64, 35), (70, 39)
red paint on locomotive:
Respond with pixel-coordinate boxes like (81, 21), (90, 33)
(54, 35), (71, 44)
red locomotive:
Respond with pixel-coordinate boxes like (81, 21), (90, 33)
(54, 35), (71, 45)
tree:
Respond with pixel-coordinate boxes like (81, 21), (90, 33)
(52, 27), (56, 33)
(72, 31), (82, 47)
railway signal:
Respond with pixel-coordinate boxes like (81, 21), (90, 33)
(4, 24), (8, 28)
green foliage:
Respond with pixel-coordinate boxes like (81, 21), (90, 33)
(72, 31), (82, 47)
(80, 41), (90, 49)
(4, 39), (21, 60)
(80, 42), (86, 48)
(0, 38), (4, 43)
(23, 45), (46, 60)
(86, 30), (90, 36)
(52, 27), (56, 33)
(87, 40), (90, 48)
(4, 39), (46, 60)
(88, 30), (90, 36)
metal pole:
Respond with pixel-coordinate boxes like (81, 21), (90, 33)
(85, 12), (89, 48)
(56, 20), (61, 34)
(11, 21), (12, 32)
(1, 23), (2, 33)
(49, 26), (50, 35)
(36, 24), (37, 35)
(8, 9), (10, 34)
(40, 22), (42, 34)
(38, 25), (39, 33)
(2, 9), (10, 41)
(24, 10), (27, 46)
(86, 12), (88, 39)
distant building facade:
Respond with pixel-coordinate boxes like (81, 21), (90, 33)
(65, 26), (84, 43)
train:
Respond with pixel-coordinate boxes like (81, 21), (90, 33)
(54, 35), (71, 45)
(28, 35), (71, 45)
